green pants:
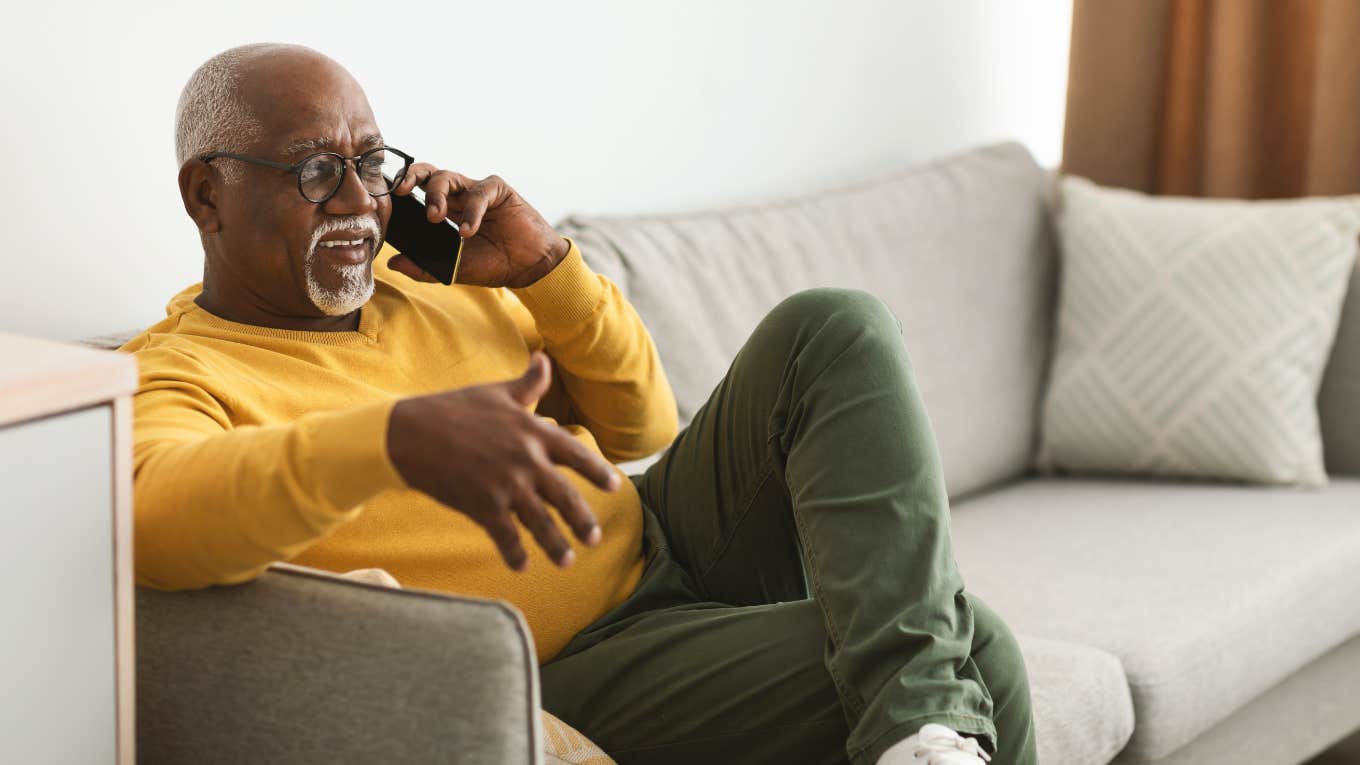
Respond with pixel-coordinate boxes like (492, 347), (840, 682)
(541, 289), (1038, 765)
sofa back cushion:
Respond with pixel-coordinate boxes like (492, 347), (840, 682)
(558, 142), (1059, 501)
(1321, 259), (1360, 476)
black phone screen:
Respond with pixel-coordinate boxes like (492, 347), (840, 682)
(383, 187), (465, 285)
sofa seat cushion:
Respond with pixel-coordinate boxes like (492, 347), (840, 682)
(558, 142), (1059, 501)
(948, 476), (1360, 761)
(1017, 635), (1134, 765)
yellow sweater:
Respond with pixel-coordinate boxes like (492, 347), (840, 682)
(120, 239), (678, 662)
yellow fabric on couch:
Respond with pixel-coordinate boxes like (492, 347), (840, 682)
(543, 711), (616, 765)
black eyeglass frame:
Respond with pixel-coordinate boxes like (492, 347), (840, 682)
(199, 145), (415, 205)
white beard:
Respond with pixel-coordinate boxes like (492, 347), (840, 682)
(304, 256), (374, 316)
(302, 214), (381, 316)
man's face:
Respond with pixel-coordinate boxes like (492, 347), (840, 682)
(212, 54), (392, 317)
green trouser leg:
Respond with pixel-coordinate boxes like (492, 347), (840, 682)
(540, 288), (1038, 765)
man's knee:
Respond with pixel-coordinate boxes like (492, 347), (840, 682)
(763, 288), (904, 353)
(772, 287), (900, 330)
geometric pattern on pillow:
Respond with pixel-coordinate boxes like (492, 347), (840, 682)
(1036, 176), (1360, 487)
(543, 710), (616, 765)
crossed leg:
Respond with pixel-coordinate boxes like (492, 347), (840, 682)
(541, 289), (1038, 765)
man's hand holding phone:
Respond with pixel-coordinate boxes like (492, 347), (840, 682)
(385, 164), (569, 289)
(385, 351), (620, 572)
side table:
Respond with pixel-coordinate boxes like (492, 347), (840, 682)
(0, 331), (138, 763)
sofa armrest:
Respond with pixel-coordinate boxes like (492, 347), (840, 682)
(136, 562), (542, 765)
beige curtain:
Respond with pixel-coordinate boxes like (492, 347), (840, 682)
(1062, 0), (1360, 199)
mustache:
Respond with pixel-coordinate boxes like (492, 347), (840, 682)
(306, 214), (383, 256)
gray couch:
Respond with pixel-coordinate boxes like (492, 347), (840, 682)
(119, 142), (1360, 764)
(135, 563), (542, 764)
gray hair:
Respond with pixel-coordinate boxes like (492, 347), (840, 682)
(174, 43), (314, 181)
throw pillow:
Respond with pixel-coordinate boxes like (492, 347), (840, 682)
(1035, 175), (1360, 487)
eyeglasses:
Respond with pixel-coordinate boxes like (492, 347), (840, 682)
(200, 145), (415, 204)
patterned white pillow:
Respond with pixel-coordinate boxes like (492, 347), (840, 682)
(1035, 176), (1360, 487)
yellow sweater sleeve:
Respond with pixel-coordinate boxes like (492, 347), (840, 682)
(130, 346), (408, 590)
(507, 237), (679, 462)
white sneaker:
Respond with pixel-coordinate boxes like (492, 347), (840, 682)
(876, 722), (992, 764)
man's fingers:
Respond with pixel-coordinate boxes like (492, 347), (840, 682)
(419, 170), (454, 222)
(395, 169), (505, 233)
(393, 162), (437, 197)
(421, 171), (475, 223)
(458, 182), (497, 237)
(539, 422), (622, 493)
(481, 512), (528, 572)
(537, 468), (601, 547)
(423, 181), (448, 223)
(386, 254), (439, 283)
(511, 492), (574, 567)
(505, 352), (552, 407)
(460, 176), (512, 237)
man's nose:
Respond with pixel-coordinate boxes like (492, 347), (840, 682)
(322, 160), (378, 215)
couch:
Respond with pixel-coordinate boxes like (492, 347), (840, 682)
(106, 142), (1360, 764)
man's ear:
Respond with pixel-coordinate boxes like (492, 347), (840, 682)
(178, 159), (223, 234)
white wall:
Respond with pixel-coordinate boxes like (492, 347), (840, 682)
(0, 0), (1071, 341)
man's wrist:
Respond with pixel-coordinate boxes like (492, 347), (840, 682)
(529, 235), (572, 285)
(548, 234), (570, 266)
(509, 236), (571, 288)
(509, 237), (605, 332)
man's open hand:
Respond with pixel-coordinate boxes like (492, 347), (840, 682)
(386, 166), (568, 288)
(385, 351), (620, 572)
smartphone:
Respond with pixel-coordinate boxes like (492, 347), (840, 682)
(383, 185), (465, 285)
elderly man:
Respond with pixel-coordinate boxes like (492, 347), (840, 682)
(124, 43), (1037, 765)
